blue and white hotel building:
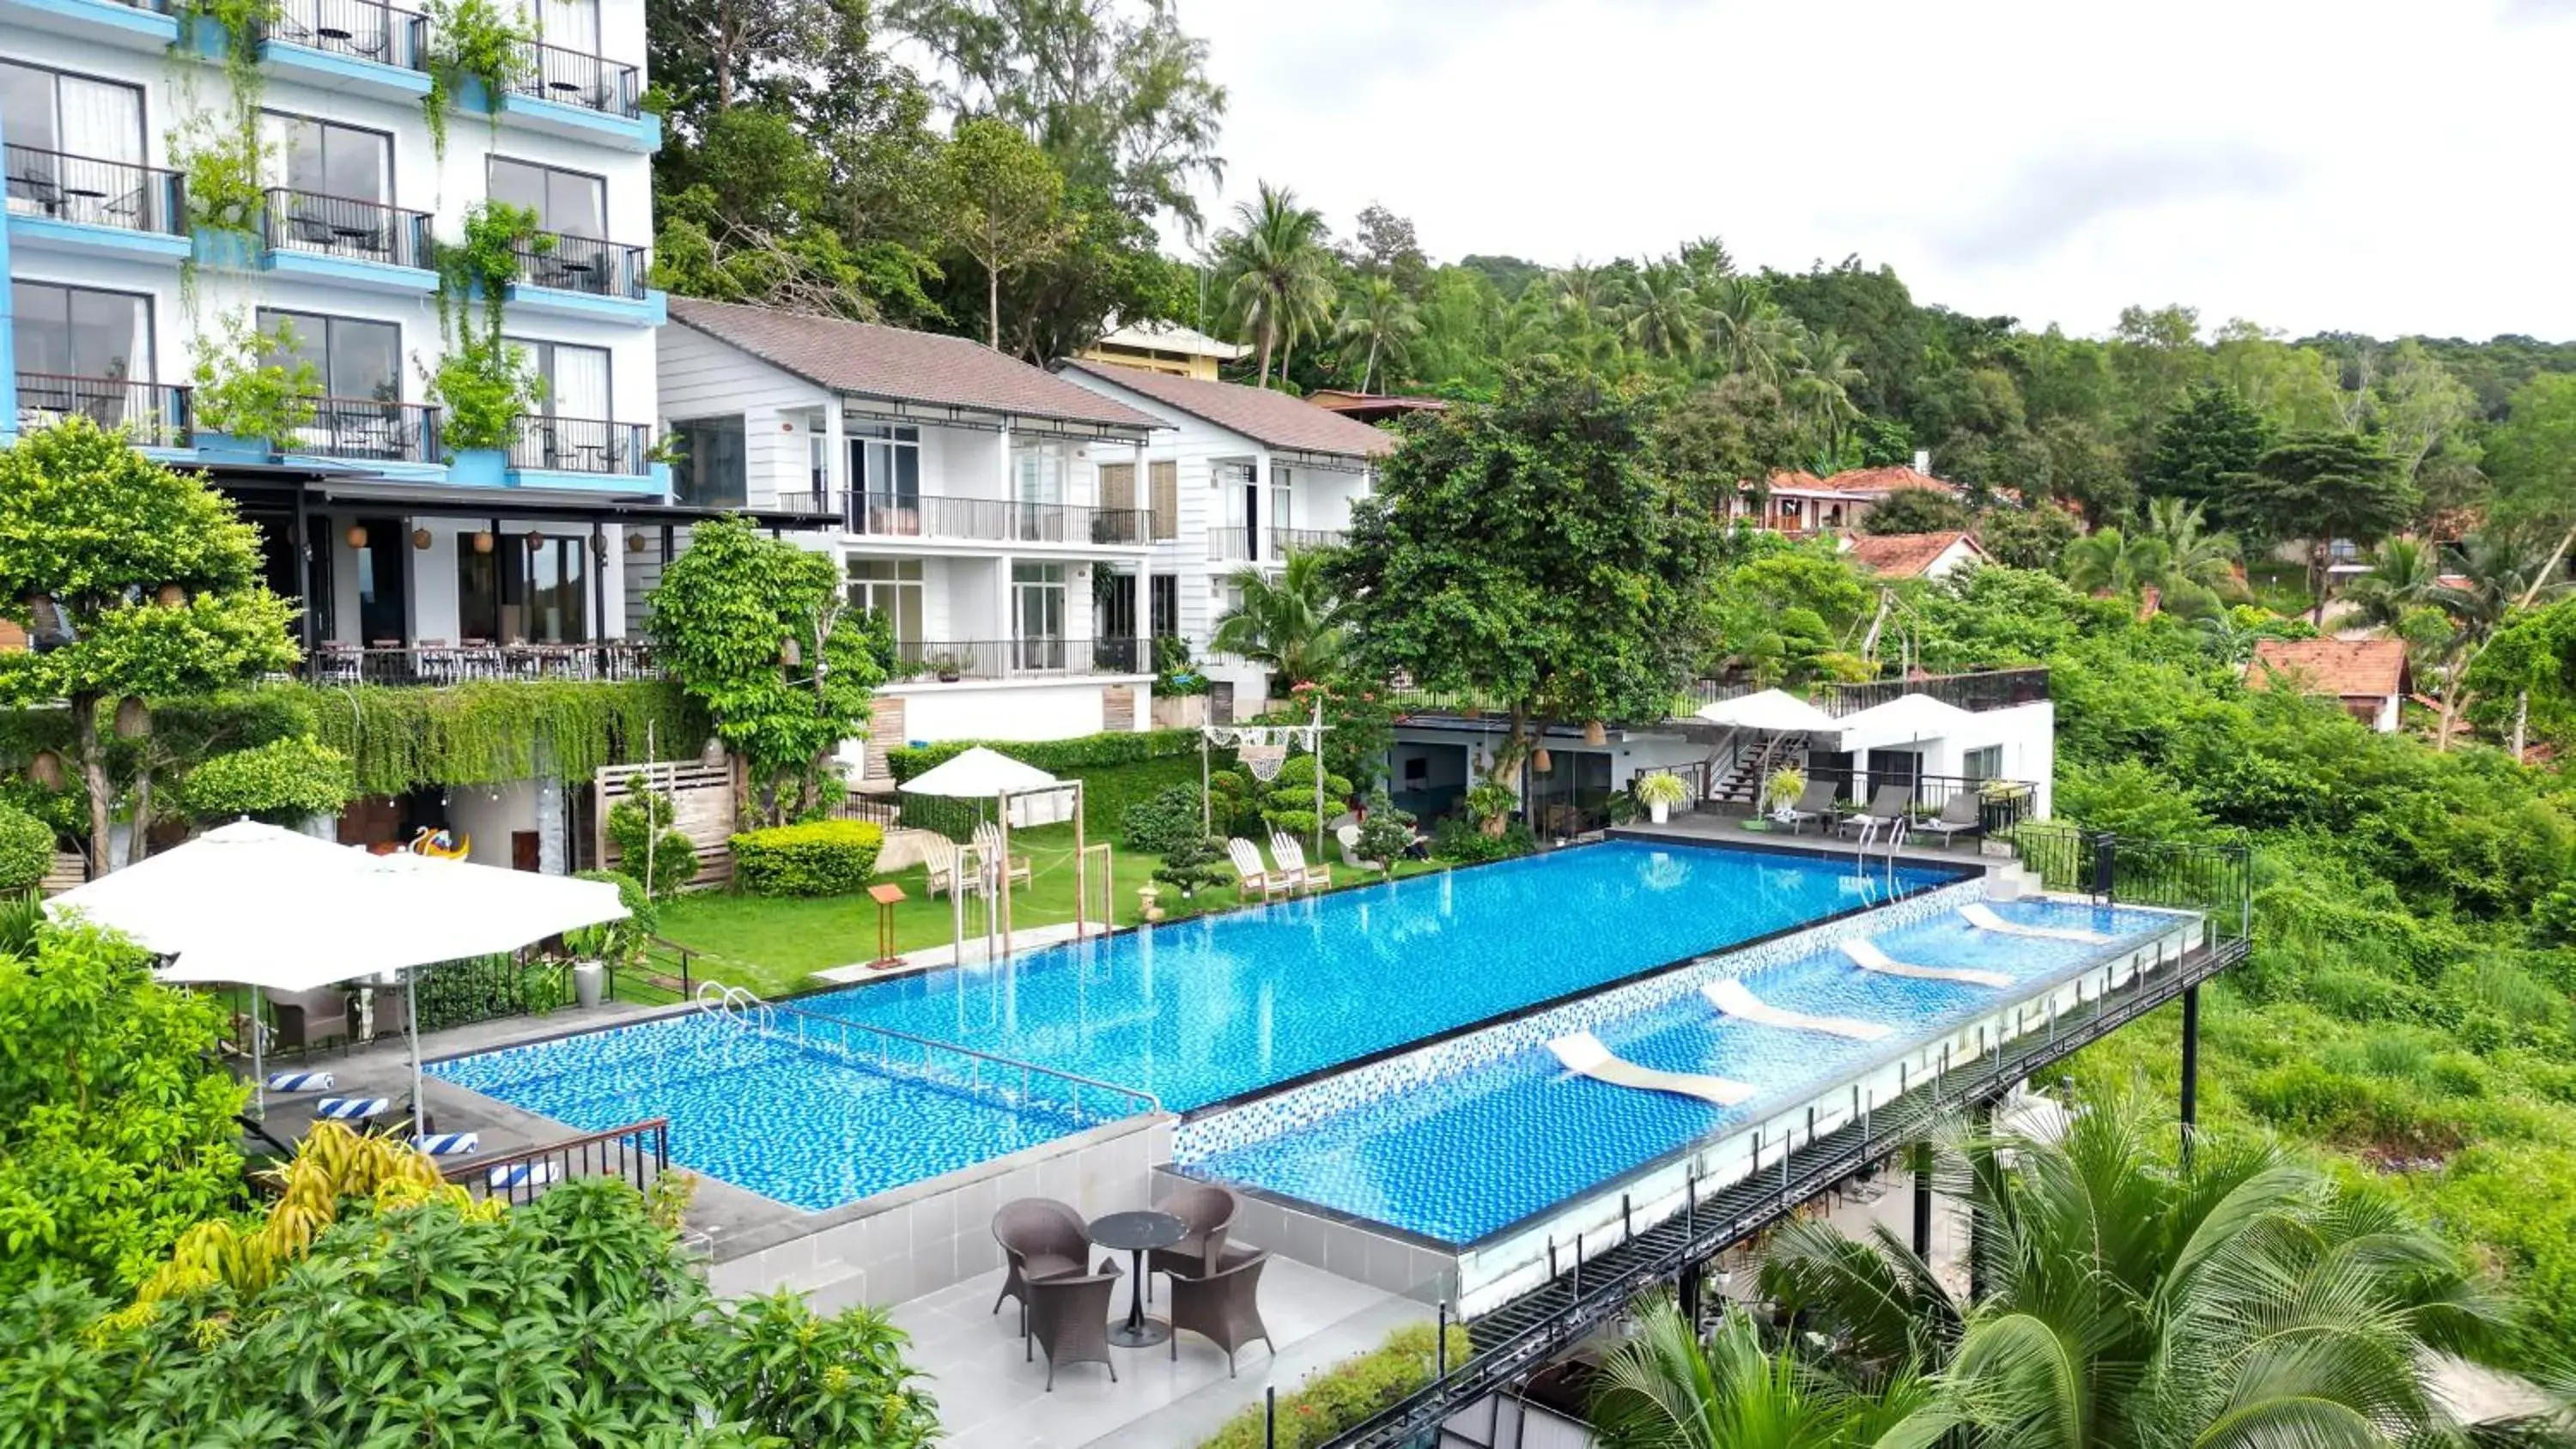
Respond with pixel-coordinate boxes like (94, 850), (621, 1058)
(0, 0), (683, 670)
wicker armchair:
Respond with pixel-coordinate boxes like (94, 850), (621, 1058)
(1145, 1183), (1239, 1300)
(1024, 1261), (1122, 1390)
(269, 986), (353, 1056)
(991, 1198), (1090, 1331)
(1167, 1247), (1273, 1376)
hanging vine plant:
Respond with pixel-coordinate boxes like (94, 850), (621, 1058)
(298, 681), (708, 797)
(191, 310), (322, 447)
(423, 201), (551, 455)
(165, 0), (283, 268)
(420, 0), (534, 159)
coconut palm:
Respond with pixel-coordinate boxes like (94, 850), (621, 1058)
(1758, 1100), (2539, 1449)
(1211, 182), (1334, 390)
(1334, 276), (1421, 395)
(2136, 497), (2240, 602)
(2344, 535), (2442, 631)
(1210, 549), (1344, 695)
(1620, 263), (1704, 367)
(2427, 529), (2572, 749)
(1592, 1297), (1947, 1449)
(1787, 329), (1866, 445)
(2060, 527), (2172, 600)
(1704, 276), (1801, 386)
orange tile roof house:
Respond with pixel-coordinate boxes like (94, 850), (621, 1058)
(2245, 638), (2412, 733)
(1842, 530), (1987, 580)
(1729, 454), (1972, 534)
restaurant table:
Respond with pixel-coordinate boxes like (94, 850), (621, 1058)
(1086, 1210), (1185, 1348)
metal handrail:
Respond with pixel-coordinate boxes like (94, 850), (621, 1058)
(769, 1001), (1161, 1125)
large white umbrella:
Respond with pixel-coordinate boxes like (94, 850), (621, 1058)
(1832, 691), (1978, 743)
(1694, 688), (1839, 733)
(897, 745), (1061, 798)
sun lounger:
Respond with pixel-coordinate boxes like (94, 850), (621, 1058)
(1906, 791), (1984, 847)
(1227, 838), (1287, 901)
(1547, 1031), (1753, 1106)
(412, 1131), (481, 1156)
(1959, 901), (2111, 943)
(1775, 778), (1843, 834)
(1701, 979), (1891, 1040)
(1840, 937), (2011, 988)
(263, 1070), (335, 1093)
(1268, 832), (1331, 894)
(314, 1096), (391, 1121)
(1836, 783), (1916, 840)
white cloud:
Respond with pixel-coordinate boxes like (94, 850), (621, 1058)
(1170, 0), (2570, 341)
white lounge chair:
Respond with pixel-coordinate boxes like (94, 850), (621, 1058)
(1959, 901), (2111, 943)
(1841, 937), (2010, 988)
(972, 822), (1034, 888)
(1227, 838), (1287, 901)
(1701, 979), (1892, 1040)
(920, 833), (963, 899)
(1268, 832), (1331, 895)
(1548, 1031), (1752, 1106)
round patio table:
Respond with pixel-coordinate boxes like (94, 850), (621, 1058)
(1087, 1210), (1185, 1348)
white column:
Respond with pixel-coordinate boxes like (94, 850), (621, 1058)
(1133, 438), (1152, 664)
(997, 552), (1015, 678)
(1251, 449), (1272, 562)
(823, 396), (848, 509)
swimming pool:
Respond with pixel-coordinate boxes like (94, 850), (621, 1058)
(1172, 897), (2185, 1246)
(432, 840), (1960, 1212)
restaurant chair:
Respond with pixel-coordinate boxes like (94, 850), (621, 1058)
(1146, 1183), (1238, 1300)
(1166, 1247), (1273, 1377)
(269, 985), (353, 1056)
(991, 1197), (1089, 1333)
(1024, 1262), (1122, 1390)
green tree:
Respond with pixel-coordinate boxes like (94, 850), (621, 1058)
(1859, 488), (1971, 536)
(1211, 549), (1345, 700)
(1592, 1298), (1944, 1449)
(177, 737), (355, 824)
(2485, 373), (2576, 608)
(647, 517), (883, 825)
(1335, 275), (1422, 395)
(2425, 529), (2570, 749)
(2058, 527), (2170, 600)
(2238, 431), (2415, 619)
(0, 921), (245, 1297)
(2141, 380), (2270, 522)
(1330, 360), (1724, 780)
(2344, 536), (2443, 632)
(0, 418), (299, 873)
(1971, 501), (2081, 571)
(2035, 416), (2134, 526)
(938, 116), (1073, 350)
(2134, 496), (2240, 614)
(1213, 182), (1335, 389)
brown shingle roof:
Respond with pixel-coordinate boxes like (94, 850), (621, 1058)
(668, 298), (1163, 433)
(1055, 361), (1397, 461)
(1843, 530), (1984, 578)
(2247, 638), (2409, 700)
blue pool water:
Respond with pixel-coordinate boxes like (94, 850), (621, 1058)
(434, 841), (1956, 1211)
(1176, 899), (2181, 1245)
(796, 840), (1959, 1113)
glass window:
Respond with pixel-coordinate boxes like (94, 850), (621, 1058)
(527, 537), (587, 643)
(0, 63), (143, 165)
(1962, 745), (2003, 782)
(505, 337), (610, 417)
(536, 0), (599, 52)
(852, 423), (920, 504)
(847, 557), (923, 646)
(671, 416), (745, 507)
(1012, 561), (1066, 640)
(488, 155), (604, 237)
(457, 545), (501, 643)
(1012, 443), (1063, 506)
(258, 308), (399, 400)
(258, 112), (391, 202)
(10, 282), (151, 380)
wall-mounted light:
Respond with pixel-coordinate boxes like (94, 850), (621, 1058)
(344, 524), (368, 549)
(525, 531), (545, 552)
(626, 531), (647, 552)
(471, 530), (495, 555)
(411, 528), (433, 550)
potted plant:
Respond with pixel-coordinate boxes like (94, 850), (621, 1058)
(1633, 771), (1690, 826)
(1761, 765), (1808, 819)
(928, 652), (965, 683)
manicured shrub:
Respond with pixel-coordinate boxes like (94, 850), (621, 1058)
(179, 736), (355, 824)
(1352, 790), (1416, 870)
(732, 819), (884, 896)
(1153, 835), (1233, 899)
(888, 729), (1208, 837)
(0, 804), (50, 894)
(606, 774), (698, 899)
(1200, 1321), (1470, 1449)
(1121, 782), (1206, 855)
(1432, 815), (1534, 865)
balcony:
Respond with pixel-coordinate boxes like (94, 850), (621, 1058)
(304, 640), (659, 686)
(1270, 526), (1345, 555)
(1689, 666), (2051, 718)
(1207, 524), (1345, 563)
(780, 490), (1152, 548)
(0, 0), (177, 51)
(279, 397), (440, 464)
(260, 188), (434, 289)
(4, 146), (190, 262)
(15, 373), (191, 448)
(888, 638), (1147, 682)
(502, 229), (656, 321)
(254, 0), (429, 94)
(507, 415), (651, 477)
(492, 38), (658, 150)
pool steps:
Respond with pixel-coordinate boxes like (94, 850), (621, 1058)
(1547, 1031), (1753, 1106)
(1842, 937), (2012, 988)
(1699, 979), (1892, 1041)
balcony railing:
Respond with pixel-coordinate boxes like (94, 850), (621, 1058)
(888, 638), (1145, 682)
(1691, 666), (2051, 718)
(258, 0), (425, 67)
(262, 187), (432, 270)
(303, 640), (660, 686)
(1270, 526), (1345, 555)
(15, 373), (191, 447)
(506, 38), (642, 116)
(511, 229), (649, 299)
(508, 415), (649, 475)
(3, 144), (184, 233)
(781, 490), (1151, 546)
(1206, 525), (1249, 561)
(286, 397), (440, 462)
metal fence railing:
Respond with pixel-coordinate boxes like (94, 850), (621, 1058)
(505, 38), (643, 116)
(263, 187), (432, 269)
(2008, 822), (2256, 941)
(258, 0), (424, 67)
(15, 373), (191, 447)
(508, 415), (650, 475)
(775, 491), (1153, 545)
(288, 397), (440, 462)
(446, 1117), (670, 1205)
(511, 229), (649, 299)
(884, 638), (1142, 682)
(302, 640), (660, 686)
(1691, 666), (2052, 718)
(3, 143), (185, 233)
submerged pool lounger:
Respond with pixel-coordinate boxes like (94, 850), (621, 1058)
(1547, 1031), (1755, 1106)
(1959, 901), (2111, 943)
(1840, 937), (2013, 988)
(1699, 979), (1893, 1041)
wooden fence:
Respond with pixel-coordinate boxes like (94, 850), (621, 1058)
(592, 756), (737, 889)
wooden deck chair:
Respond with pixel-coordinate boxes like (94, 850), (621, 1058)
(971, 821), (1033, 888)
(1226, 838), (1286, 901)
(920, 832), (962, 898)
(1267, 832), (1331, 894)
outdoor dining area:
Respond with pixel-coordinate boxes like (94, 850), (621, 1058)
(303, 638), (662, 686)
(990, 1185), (1271, 1390)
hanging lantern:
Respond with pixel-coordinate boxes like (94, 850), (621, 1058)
(1583, 719), (1607, 747)
(155, 583), (187, 609)
(626, 530), (647, 552)
(344, 524), (368, 549)
(28, 750), (64, 791)
(1531, 745), (1553, 773)
(780, 635), (802, 668)
(525, 530), (545, 552)
(471, 530), (495, 555)
(411, 527), (433, 550)
(113, 695), (149, 738)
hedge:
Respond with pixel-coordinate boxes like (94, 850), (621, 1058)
(732, 820), (884, 896)
(179, 737), (356, 823)
(885, 728), (1202, 782)
(887, 730), (1218, 844)
(0, 805), (49, 894)
(1200, 1322), (1473, 1449)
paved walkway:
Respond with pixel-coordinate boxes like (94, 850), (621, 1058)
(811, 919), (1115, 984)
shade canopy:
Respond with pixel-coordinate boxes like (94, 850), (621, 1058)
(1832, 692), (1979, 741)
(1694, 688), (1838, 733)
(48, 819), (628, 992)
(898, 745), (1060, 798)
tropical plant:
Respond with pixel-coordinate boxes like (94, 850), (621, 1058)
(1635, 771), (1692, 809)
(1758, 765), (1804, 814)
(188, 311), (322, 449)
(1592, 1297), (1943, 1449)
(2134, 496), (2240, 614)
(605, 773), (698, 899)
(567, 869), (653, 967)
(0, 809), (50, 896)
(2424, 529), (2572, 749)
(1859, 487), (1971, 536)
(1619, 262), (1704, 367)
(1212, 549), (1346, 698)
(2344, 535), (2443, 631)
(1352, 788), (1415, 871)
(1337, 275), (1423, 394)
(1212, 181), (1334, 388)
(2058, 526), (2172, 602)
(420, 0), (535, 156)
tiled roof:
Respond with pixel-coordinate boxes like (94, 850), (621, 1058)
(668, 298), (1163, 433)
(1055, 361), (1398, 461)
(1843, 530), (1984, 578)
(2247, 637), (2409, 700)
(1817, 465), (1965, 497)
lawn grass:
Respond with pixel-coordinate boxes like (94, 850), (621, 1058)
(651, 824), (1447, 997)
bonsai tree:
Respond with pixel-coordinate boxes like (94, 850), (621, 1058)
(1153, 835), (1232, 900)
(1352, 790), (1416, 873)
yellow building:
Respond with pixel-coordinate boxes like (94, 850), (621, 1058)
(1075, 320), (1249, 381)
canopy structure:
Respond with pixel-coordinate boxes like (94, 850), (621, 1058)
(1693, 688), (1839, 734)
(1833, 692), (1978, 742)
(897, 745), (1062, 799)
(49, 820), (628, 1132)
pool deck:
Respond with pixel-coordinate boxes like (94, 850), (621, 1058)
(1610, 807), (2017, 873)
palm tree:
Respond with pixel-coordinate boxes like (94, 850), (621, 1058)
(1619, 263), (1704, 367)
(2059, 528), (2172, 600)
(2134, 497), (2240, 615)
(1758, 1099), (2539, 1449)
(1592, 1298), (1945, 1449)
(1211, 183), (1334, 389)
(1334, 276), (1421, 395)
(2344, 535), (2441, 631)
(1704, 276), (1800, 386)
(1209, 549), (1344, 695)
(1786, 328), (1865, 446)
(2427, 529), (2571, 749)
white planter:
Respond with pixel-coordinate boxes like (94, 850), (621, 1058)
(572, 960), (605, 1009)
(1649, 800), (1671, 825)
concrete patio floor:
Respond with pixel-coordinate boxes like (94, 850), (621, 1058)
(892, 1259), (1431, 1449)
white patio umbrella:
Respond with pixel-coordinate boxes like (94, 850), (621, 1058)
(1693, 688), (1839, 733)
(897, 745), (1061, 799)
(51, 820), (627, 1132)
(1832, 691), (1978, 741)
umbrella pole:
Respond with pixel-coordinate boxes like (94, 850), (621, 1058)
(997, 789), (1013, 961)
(251, 984), (264, 1120)
(408, 967), (424, 1139)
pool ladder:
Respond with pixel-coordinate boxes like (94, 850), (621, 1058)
(696, 981), (775, 1035)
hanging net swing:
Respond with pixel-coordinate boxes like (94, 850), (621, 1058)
(1238, 742), (1290, 783)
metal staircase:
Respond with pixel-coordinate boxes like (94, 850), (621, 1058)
(1706, 731), (1812, 808)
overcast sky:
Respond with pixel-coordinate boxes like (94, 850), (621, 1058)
(1176, 0), (2571, 343)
